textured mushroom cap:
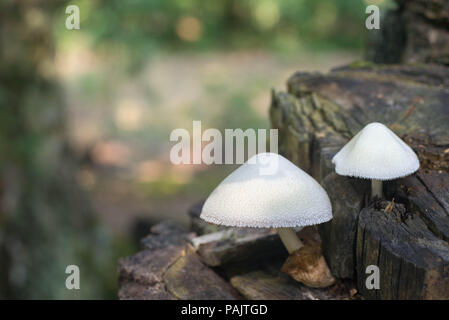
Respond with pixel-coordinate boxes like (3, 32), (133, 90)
(332, 122), (420, 180)
(200, 153), (332, 228)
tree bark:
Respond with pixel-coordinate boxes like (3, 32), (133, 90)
(367, 0), (449, 65)
(118, 219), (356, 300)
(270, 63), (449, 299)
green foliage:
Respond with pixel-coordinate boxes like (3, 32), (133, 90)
(57, 0), (370, 70)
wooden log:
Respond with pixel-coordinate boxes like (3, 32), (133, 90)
(163, 247), (240, 300)
(118, 247), (237, 300)
(188, 201), (288, 274)
(192, 228), (287, 276)
(319, 173), (368, 279)
(357, 203), (449, 299)
(141, 220), (196, 250)
(118, 281), (175, 300)
(118, 245), (238, 300)
(118, 246), (186, 293)
(392, 134), (449, 241)
(188, 201), (326, 276)
(394, 173), (449, 241)
(119, 218), (354, 300)
(118, 221), (238, 300)
(270, 63), (449, 298)
(191, 224), (322, 275)
(230, 269), (357, 300)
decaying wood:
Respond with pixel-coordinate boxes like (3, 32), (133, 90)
(163, 248), (240, 300)
(230, 268), (357, 300)
(141, 220), (196, 250)
(118, 209), (344, 299)
(270, 63), (449, 299)
(319, 173), (368, 279)
(189, 201), (329, 278)
(357, 202), (449, 299)
(192, 228), (286, 273)
(191, 220), (325, 275)
(118, 222), (238, 300)
(188, 201), (288, 275)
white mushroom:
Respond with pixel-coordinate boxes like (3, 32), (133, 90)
(200, 152), (335, 288)
(332, 122), (420, 199)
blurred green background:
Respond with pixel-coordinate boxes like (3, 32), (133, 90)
(0, 0), (393, 299)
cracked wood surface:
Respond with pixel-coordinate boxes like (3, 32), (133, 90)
(270, 63), (449, 299)
(357, 203), (449, 299)
(189, 201), (288, 276)
(118, 245), (239, 300)
(230, 268), (356, 300)
(117, 213), (356, 300)
(118, 221), (239, 300)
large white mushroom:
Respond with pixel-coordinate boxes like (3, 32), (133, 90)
(332, 122), (420, 199)
(200, 152), (335, 288)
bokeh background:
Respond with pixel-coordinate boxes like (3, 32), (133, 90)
(0, 0), (394, 299)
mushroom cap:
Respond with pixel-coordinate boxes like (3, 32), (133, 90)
(332, 122), (420, 180)
(200, 153), (332, 228)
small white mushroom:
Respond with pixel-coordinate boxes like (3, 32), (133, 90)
(200, 152), (335, 288)
(332, 122), (420, 199)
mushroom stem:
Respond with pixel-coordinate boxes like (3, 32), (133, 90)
(276, 228), (303, 254)
(371, 179), (383, 199)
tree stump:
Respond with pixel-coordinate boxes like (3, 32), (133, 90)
(118, 221), (240, 300)
(270, 63), (449, 299)
(117, 210), (357, 300)
(357, 202), (449, 299)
